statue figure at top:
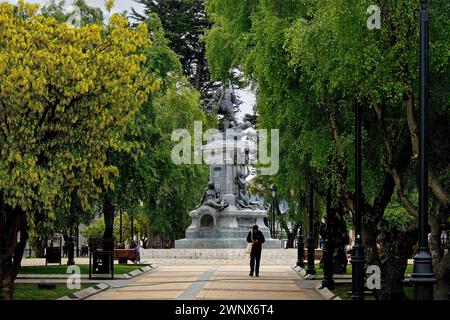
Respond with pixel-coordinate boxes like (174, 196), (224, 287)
(206, 85), (242, 130)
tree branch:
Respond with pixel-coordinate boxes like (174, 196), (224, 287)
(405, 92), (449, 206)
(373, 102), (418, 217)
(428, 167), (450, 207)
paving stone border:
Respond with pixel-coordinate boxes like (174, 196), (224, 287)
(57, 283), (110, 300)
(313, 283), (342, 300)
(56, 265), (157, 300)
(292, 267), (341, 300)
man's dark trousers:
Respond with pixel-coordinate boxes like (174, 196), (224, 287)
(250, 247), (262, 275)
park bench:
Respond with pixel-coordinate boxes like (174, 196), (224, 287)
(114, 249), (136, 264)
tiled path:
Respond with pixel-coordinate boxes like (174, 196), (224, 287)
(88, 265), (323, 300)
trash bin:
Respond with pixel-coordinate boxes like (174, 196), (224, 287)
(89, 250), (113, 279)
(45, 247), (62, 265)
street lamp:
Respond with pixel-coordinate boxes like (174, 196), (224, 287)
(351, 102), (365, 300)
(119, 210), (123, 244)
(306, 183), (316, 275)
(271, 185), (277, 238)
(411, 0), (436, 300)
(296, 222), (305, 268)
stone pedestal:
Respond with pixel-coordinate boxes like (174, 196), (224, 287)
(175, 205), (281, 249)
(175, 125), (281, 249)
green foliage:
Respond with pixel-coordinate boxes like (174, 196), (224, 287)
(81, 219), (105, 240)
(383, 205), (415, 231)
(0, 1), (154, 222)
(206, 0), (449, 223)
(113, 210), (148, 243)
(132, 0), (213, 96)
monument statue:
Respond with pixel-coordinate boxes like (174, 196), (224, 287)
(197, 181), (229, 211)
(235, 171), (263, 211)
(175, 85), (281, 248)
(206, 85), (242, 129)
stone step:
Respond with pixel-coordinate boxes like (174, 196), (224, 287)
(141, 248), (323, 260)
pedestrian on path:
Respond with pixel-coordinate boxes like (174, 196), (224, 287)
(247, 225), (265, 277)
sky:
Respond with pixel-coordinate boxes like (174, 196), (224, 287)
(5, 0), (257, 119)
(6, 0), (146, 15)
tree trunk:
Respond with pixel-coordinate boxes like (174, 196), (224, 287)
(376, 220), (416, 300)
(429, 213), (450, 300)
(31, 237), (46, 258)
(281, 220), (299, 249)
(405, 93), (450, 206)
(363, 174), (396, 265)
(434, 254), (450, 300)
(333, 205), (349, 274)
(285, 226), (298, 249)
(102, 192), (115, 251)
(0, 199), (28, 300)
(194, 57), (203, 92)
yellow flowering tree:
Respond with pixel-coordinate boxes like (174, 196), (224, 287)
(0, 1), (157, 299)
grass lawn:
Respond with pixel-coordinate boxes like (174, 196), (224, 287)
(403, 286), (414, 299)
(314, 264), (352, 275)
(333, 283), (414, 300)
(19, 264), (149, 275)
(313, 263), (413, 275)
(333, 284), (375, 300)
(13, 283), (93, 300)
(333, 284), (353, 300)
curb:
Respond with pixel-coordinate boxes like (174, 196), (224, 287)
(290, 266), (308, 279)
(126, 264), (157, 277)
(57, 283), (110, 300)
(56, 265), (158, 300)
(314, 283), (342, 300)
(292, 266), (342, 300)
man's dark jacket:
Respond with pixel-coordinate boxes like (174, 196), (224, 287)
(247, 230), (265, 251)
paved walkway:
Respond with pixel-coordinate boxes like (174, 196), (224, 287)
(88, 265), (323, 300)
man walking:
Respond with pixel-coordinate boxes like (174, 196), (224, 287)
(247, 225), (265, 277)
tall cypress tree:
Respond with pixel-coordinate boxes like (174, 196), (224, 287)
(132, 0), (213, 98)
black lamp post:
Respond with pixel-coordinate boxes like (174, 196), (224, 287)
(321, 180), (335, 290)
(271, 185), (277, 238)
(351, 103), (365, 300)
(411, 0), (436, 300)
(297, 222), (305, 268)
(119, 210), (123, 244)
(306, 183), (316, 275)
